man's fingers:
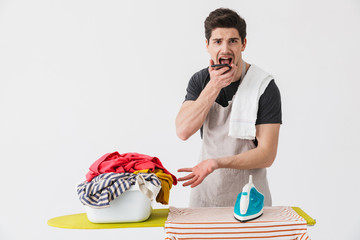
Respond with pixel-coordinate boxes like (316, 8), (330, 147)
(178, 168), (192, 172)
(209, 60), (215, 72)
(212, 66), (235, 81)
(182, 175), (199, 187)
(209, 59), (215, 68)
(213, 65), (231, 74)
(178, 173), (195, 182)
(191, 176), (204, 188)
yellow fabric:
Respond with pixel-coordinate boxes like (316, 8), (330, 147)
(47, 208), (169, 229)
(133, 169), (173, 205)
(291, 206), (316, 225)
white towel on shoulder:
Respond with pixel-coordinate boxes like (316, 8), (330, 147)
(229, 64), (273, 140)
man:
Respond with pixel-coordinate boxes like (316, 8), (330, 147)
(175, 8), (282, 207)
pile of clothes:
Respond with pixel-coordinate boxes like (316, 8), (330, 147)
(77, 152), (177, 208)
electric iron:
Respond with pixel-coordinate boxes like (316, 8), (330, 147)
(234, 175), (264, 222)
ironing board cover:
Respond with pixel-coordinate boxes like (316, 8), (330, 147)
(47, 207), (315, 232)
(47, 208), (169, 229)
(165, 206), (311, 240)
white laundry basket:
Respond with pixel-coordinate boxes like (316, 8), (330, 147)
(84, 184), (152, 223)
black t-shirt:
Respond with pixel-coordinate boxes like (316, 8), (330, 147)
(184, 67), (282, 142)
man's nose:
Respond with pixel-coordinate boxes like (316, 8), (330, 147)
(221, 42), (230, 53)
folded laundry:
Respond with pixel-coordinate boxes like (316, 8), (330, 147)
(133, 169), (173, 205)
(85, 152), (177, 185)
(77, 172), (161, 208)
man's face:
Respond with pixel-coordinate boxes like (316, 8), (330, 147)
(206, 28), (246, 66)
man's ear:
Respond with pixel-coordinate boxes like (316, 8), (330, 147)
(241, 38), (247, 51)
(206, 39), (209, 53)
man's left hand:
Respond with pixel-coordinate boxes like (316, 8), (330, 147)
(177, 159), (219, 188)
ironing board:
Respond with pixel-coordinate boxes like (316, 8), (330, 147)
(47, 208), (169, 229)
(47, 207), (315, 229)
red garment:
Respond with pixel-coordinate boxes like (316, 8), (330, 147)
(86, 152), (177, 185)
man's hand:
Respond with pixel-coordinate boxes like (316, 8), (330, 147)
(177, 159), (219, 188)
(208, 59), (238, 90)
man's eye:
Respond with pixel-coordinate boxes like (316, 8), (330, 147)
(230, 39), (237, 43)
(216, 40), (221, 44)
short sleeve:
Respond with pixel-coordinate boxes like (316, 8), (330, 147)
(184, 68), (209, 101)
(255, 80), (282, 125)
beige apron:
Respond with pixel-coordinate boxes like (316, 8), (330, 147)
(189, 64), (272, 207)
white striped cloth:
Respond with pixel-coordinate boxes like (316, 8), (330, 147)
(165, 206), (310, 240)
(77, 172), (161, 208)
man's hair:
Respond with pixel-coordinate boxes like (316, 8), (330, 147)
(204, 8), (247, 44)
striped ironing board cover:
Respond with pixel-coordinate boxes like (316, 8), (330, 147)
(165, 206), (311, 240)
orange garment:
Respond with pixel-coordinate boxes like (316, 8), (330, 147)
(133, 169), (173, 205)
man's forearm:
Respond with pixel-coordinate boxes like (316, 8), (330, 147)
(216, 145), (277, 170)
(177, 120), (280, 188)
(175, 81), (221, 140)
(215, 124), (280, 170)
(177, 146), (277, 188)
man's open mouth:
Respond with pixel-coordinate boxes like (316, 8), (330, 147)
(219, 57), (233, 65)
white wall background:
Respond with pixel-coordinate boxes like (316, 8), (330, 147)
(0, 0), (359, 239)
